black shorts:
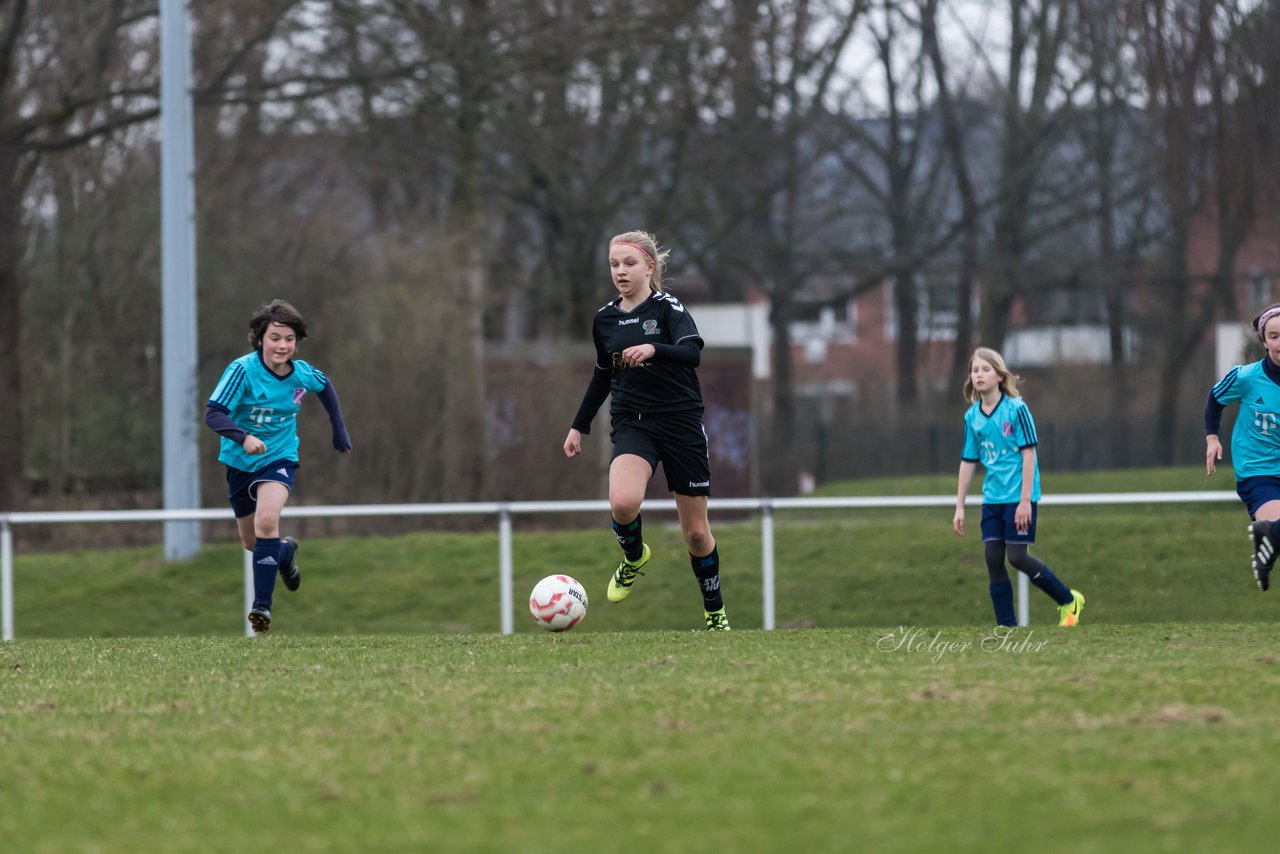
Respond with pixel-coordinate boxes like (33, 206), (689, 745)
(226, 459), (299, 519)
(611, 412), (711, 496)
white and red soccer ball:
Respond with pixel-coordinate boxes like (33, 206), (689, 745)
(529, 574), (588, 632)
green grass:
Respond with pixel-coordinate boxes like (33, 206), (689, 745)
(817, 465), (1232, 496)
(3, 467), (1266, 637)
(3, 468), (1278, 851)
(3, 627), (1279, 852)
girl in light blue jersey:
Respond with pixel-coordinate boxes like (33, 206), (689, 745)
(204, 300), (351, 634)
(953, 347), (1085, 628)
(1205, 303), (1280, 592)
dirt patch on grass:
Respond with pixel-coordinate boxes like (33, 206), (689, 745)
(1127, 703), (1236, 726)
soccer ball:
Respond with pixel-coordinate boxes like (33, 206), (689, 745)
(529, 574), (588, 632)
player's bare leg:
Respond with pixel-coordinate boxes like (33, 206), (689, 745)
(607, 455), (653, 602)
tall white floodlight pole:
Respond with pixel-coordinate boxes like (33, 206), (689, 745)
(161, 0), (201, 559)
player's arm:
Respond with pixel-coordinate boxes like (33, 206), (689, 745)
(1009, 403), (1038, 531)
(617, 341), (702, 368)
(1016, 447), (1036, 531)
(1205, 391), (1227, 475)
(565, 328), (612, 458)
(565, 366), (611, 458)
(658, 340), (702, 366)
(207, 362), (265, 454)
(204, 402), (265, 455)
(623, 303), (704, 367)
(954, 460), (977, 536)
(315, 378), (352, 453)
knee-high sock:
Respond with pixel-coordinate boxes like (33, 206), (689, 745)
(1006, 544), (1073, 606)
(989, 581), (1016, 627)
(690, 546), (723, 611)
(612, 515), (644, 563)
(252, 536), (281, 609)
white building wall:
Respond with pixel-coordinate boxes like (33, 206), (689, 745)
(695, 303), (772, 379)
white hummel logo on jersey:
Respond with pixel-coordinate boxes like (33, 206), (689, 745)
(256, 556), (278, 566)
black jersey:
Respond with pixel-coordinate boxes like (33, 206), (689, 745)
(592, 291), (705, 419)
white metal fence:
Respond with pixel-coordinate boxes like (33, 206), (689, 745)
(0, 491), (1238, 640)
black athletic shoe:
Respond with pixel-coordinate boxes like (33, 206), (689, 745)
(248, 606), (271, 635)
(279, 536), (300, 592)
(1249, 521), (1276, 591)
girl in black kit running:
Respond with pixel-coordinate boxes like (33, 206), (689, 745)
(563, 230), (730, 631)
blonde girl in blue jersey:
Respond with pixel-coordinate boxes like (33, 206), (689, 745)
(953, 347), (1085, 627)
(204, 300), (351, 634)
(1205, 303), (1280, 592)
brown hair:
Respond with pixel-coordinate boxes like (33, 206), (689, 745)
(962, 346), (1022, 403)
(1252, 303), (1280, 342)
(609, 230), (671, 293)
(248, 300), (308, 349)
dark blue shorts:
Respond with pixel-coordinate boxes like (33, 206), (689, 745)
(226, 459), (299, 519)
(610, 412), (711, 496)
(1236, 476), (1280, 519)
(981, 502), (1038, 544)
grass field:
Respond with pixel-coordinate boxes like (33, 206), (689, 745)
(3, 467), (1279, 851)
(1, 466), (1264, 636)
(4, 628), (1279, 852)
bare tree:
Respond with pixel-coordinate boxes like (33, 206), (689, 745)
(980, 0), (1082, 349)
(1128, 0), (1264, 462)
(1063, 0), (1163, 465)
(920, 0), (983, 385)
(675, 0), (865, 493)
(0, 0), (311, 509)
(838, 0), (957, 407)
(494, 0), (716, 338)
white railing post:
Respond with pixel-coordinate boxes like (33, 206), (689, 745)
(2, 520), (13, 641)
(243, 550), (254, 637)
(761, 501), (776, 630)
(1017, 574), (1030, 627)
(499, 505), (514, 635)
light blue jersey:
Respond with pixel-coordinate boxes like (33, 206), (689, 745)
(1211, 360), (1280, 479)
(208, 351), (328, 472)
(961, 393), (1041, 504)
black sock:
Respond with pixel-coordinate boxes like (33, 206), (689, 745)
(612, 515), (644, 563)
(690, 546), (723, 611)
